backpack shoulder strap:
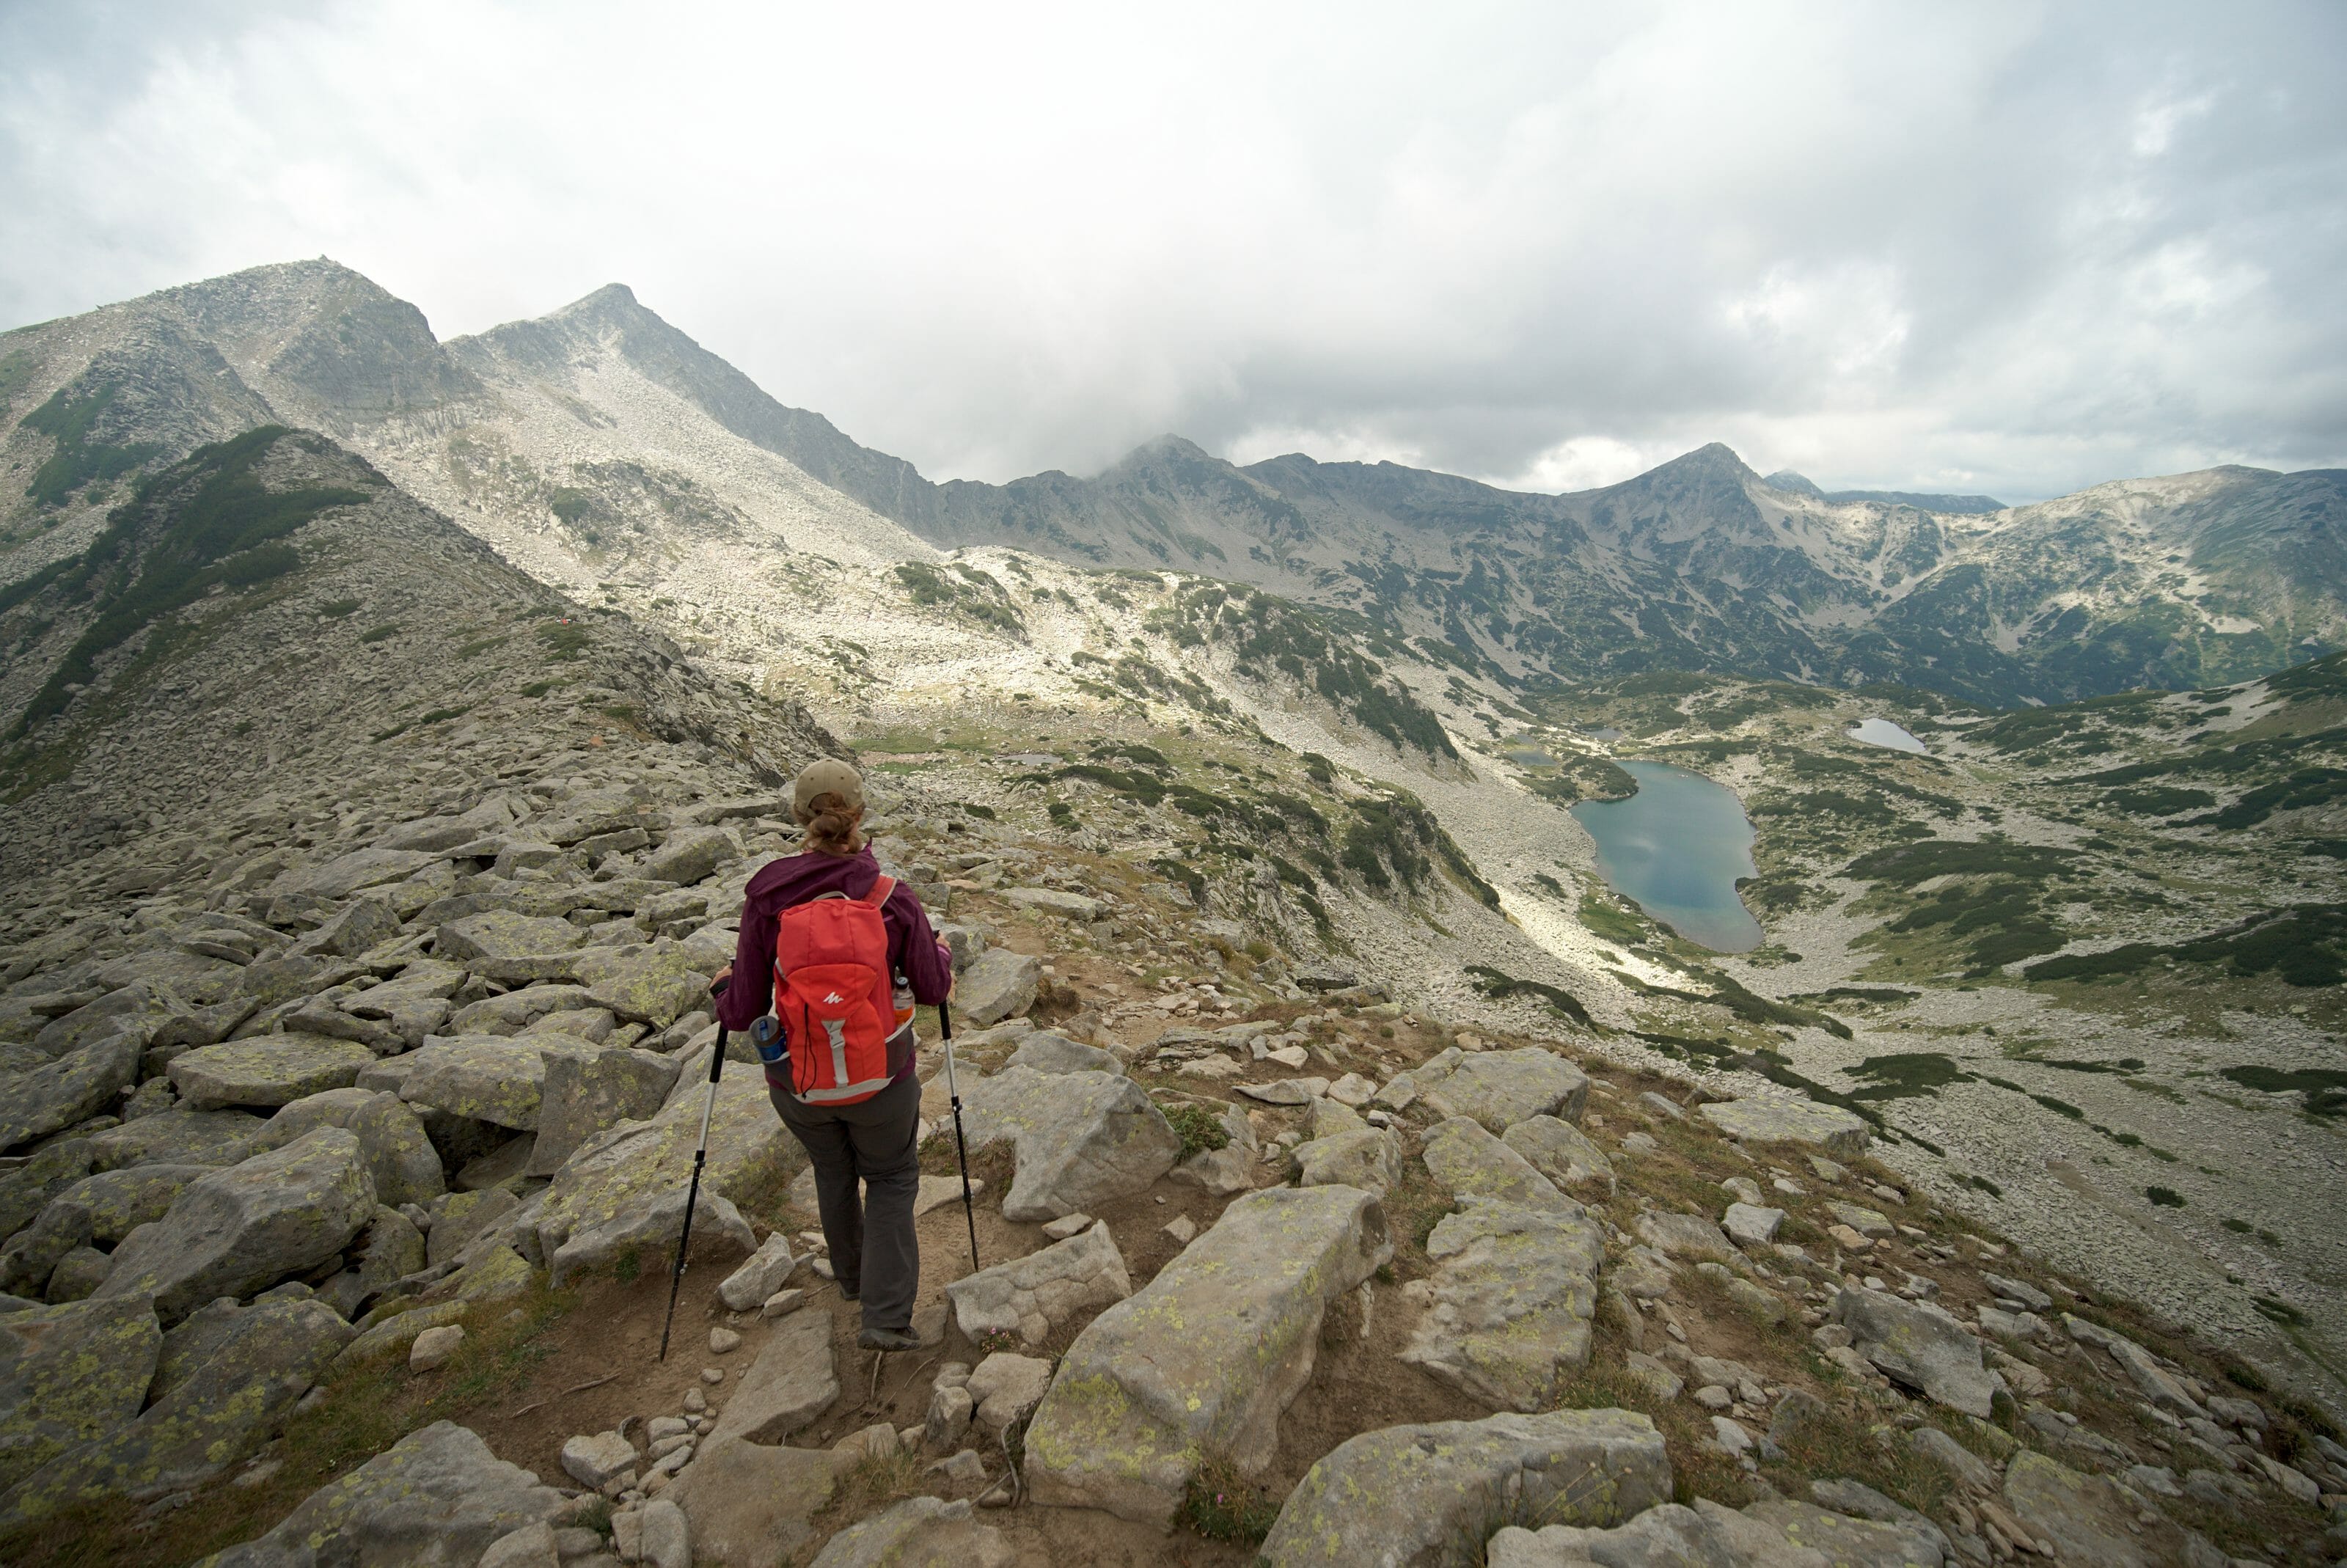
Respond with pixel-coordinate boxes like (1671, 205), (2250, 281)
(858, 875), (896, 909)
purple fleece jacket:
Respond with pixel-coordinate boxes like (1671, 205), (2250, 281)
(713, 848), (953, 1042)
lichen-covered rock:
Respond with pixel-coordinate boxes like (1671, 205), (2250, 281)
(0, 1036), (142, 1151)
(959, 1066), (1182, 1222)
(331, 1300), (467, 1369)
(1633, 1209), (1735, 1261)
(436, 911), (588, 969)
(1025, 1184), (1391, 1525)
(955, 948), (1040, 1027)
(1410, 1047), (1589, 1134)
(527, 1047), (678, 1176)
(0, 1295), (351, 1520)
(945, 1220), (1131, 1346)
(355, 1206), (426, 1294)
(547, 1176), (752, 1287)
(1399, 1196), (1603, 1411)
(1501, 1115), (1616, 1193)
(0, 1140), (96, 1241)
(1006, 1032), (1121, 1077)
(639, 826), (734, 887)
(1295, 1126), (1404, 1198)
(532, 1053), (795, 1275)
(0, 1295), (162, 1493)
(96, 1127), (378, 1322)
(168, 1036), (377, 1112)
(582, 948), (712, 1029)
(88, 1108), (263, 1171)
(1167, 1102), (1256, 1196)
(428, 1187), (521, 1268)
(32, 984), (186, 1059)
(1837, 1287), (2001, 1418)
(1260, 1407), (1672, 1568)
(808, 1495), (1014, 1568)
(198, 1420), (565, 1567)
(1420, 1117), (1575, 1213)
(252, 1088), (446, 1208)
(1488, 1493), (1946, 1568)
(1698, 1096), (1870, 1158)
(393, 1036), (553, 1129)
(2002, 1450), (2192, 1568)
(274, 846), (448, 901)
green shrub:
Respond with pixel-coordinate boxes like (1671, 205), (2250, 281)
(359, 623), (399, 643)
(1158, 1101), (1231, 1159)
(318, 598), (360, 618)
(2145, 1186), (2185, 1208)
(536, 620), (590, 660)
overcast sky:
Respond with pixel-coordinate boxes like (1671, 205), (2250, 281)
(3, 3), (2341, 501)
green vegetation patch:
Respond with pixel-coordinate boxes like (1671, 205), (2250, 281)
(895, 560), (1025, 637)
(535, 620), (591, 660)
(9, 427), (373, 739)
(1464, 964), (1593, 1027)
(1157, 1100), (1232, 1159)
(2103, 785), (2215, 816)
(1845, 1052), (1969, 1100)
(2219, 1066), (2347, 1118)
(1845, 838), (2078, 888)
(20, 380), (164, 507)
(318, 598), (360, 619)
(2024, 902), (2347, 989)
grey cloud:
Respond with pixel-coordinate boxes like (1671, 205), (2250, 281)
(2, 1), (2340, 502)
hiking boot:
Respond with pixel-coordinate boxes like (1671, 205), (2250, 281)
(858, 1325), (920, 1352)
(837, 1281), (859, 1303)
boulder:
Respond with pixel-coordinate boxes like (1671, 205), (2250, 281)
(1634, 1209), (1735, 1262)
(2063, 1314), (2207, 1418)
(1836, 1287), (2001, 1418)
(1489, 1494), (1945, 1568)
(1260, 1407), (1672, 1568)
(717, 1233), (798, 1313)
(808, 1495), (1013, 1568)
(2004, 1449), (2194, 1568)
(527, 1047), (678, 1175)
(274, 846), (448, 901)
(1295, 1126), (1404, 1198)
(1400, 1195), (1603, 1411)
(547, 1183), (753, 1287)
(1167, 1102), (1257, 1195)
(332, 1301), (467, 1369)
(428, 1188), (521, 1268)
(1911, 1426), (1999, 1492)
(955, 949), (1040, 1027)
(1828, 1201), (1895, 1239)
(532, 1053), (797, 1275)
(203, 1420), (565, 1567)
(1410, 1047), (1589, 1134)
(709, 1311), (838, 1445)
(945, 1221), (1131, 1346)
(1, 1295), (351, 1520)
(582, 949), (711, 1030)
(0, 1036), (142, 1151)
(435, 912), (588, 976)
(667, 1435), (841, 1567)
(252, 1089), (445, 1208)
(88, 1108), (263, 1171)
(639, 826), (734, 887)
(1420, 1116), (1575, 1213)
(97, 1127), (378, 1322)
(1003, 887), (1105, 922)
(1025, 1184), (1391, 1524)
(1501, 1115), (1616, 1192)
(0, 1295), (162, 1493)
(169, 1036), (376, 1112)
(33, 983), (188, 1058)
(293, 896), (402, 960)
(965, 1352), (1054, 1432)
(1698, 1096), (1871, 1158)
(560, 1431), (638, 1489)
(356, 1207), (427, 1294)
(0, 1141), (97, 1240)
(1006, 1032), (1121, 1077)
(46, 1164), (205, 1245)
(394, 1037), (552, 1129)
(959, 1067), (1182, 1222)
(1723, 1202), (1785, 1246)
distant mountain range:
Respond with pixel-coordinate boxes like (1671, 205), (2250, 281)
(4, 259), (2341, 707)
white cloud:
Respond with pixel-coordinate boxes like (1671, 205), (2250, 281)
(1, 1), (2340, 502)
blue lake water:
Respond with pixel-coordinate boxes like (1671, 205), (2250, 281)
(1571, 760), (1763, 952)
(1848, 718), (1927, 755)
(1504, 747), (1558, 766)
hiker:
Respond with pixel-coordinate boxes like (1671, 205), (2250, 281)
(709, 758), (953, 1351)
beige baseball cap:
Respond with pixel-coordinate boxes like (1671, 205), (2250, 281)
(792, 758), (865, 816)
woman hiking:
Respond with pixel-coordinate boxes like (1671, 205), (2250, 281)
(709, 759), (953, 1351)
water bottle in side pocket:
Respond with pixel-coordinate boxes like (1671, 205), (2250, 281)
(750, 1015), (786, 1067)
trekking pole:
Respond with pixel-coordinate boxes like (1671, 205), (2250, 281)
(660, 981), (728, 1360)
(940, 999), (981, 1272)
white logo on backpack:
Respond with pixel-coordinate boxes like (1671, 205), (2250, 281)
(823, 992), (844, 1005)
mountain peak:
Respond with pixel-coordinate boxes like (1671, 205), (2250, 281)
(1763, 469), (1825, 497)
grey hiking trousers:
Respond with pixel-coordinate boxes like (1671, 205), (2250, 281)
(768, 1068), (920, 1333)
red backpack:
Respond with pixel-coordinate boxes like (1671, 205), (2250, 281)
(772, 876), (911, 1104)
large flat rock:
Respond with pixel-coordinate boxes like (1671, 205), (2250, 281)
(2002, 1449), (2194, 1568)
(1025, 1184), (1391, 1525)
(0, 1036), (143, 1151)
(89, 1108), (264, 1171)
(1698, 1096), (1870, 1158)
(201, 1420), (565, 1567)
(0, 1295), (162, 1495)
(252, 1088), (444, 1209)
(667, 1435), (842, 1567)
(1411, 1046), (1589, 1134)
(1501, 1115), (1616, 1192)
(1836, 1286), (2001, 1419)
(1260, 1407), (1671, 1568)
(808, 1495), (1014, 1567)
(1399, 1195), (1603, 1411)
(959, 1066), (1182, 1222)
(527, 1046), (677, 1175)
(392, 1036), (555, 1129)
(169, 1036), (377, 1112)
(1, 1295), (351, 1521)
(955, 948), (1040, 1027)
(1420, 1117), (1575, 1212)
(709, 1311), (838, 1445)
(97, 1127), (377, 1322)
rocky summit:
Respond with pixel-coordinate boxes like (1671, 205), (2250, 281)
(0, 263), (2340, 1567)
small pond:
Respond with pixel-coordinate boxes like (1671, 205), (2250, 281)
(1847, 718), (1927, 755)
(1570, 760), (1763, 952)
(1503, 747), (1558, 767)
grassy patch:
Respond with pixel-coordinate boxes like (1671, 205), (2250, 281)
(1175, 1452), (1284, 1545)
(359, 623), (399, 643)
(1157, 1099), (1231, 1159)
(318, 598), (360, 618)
